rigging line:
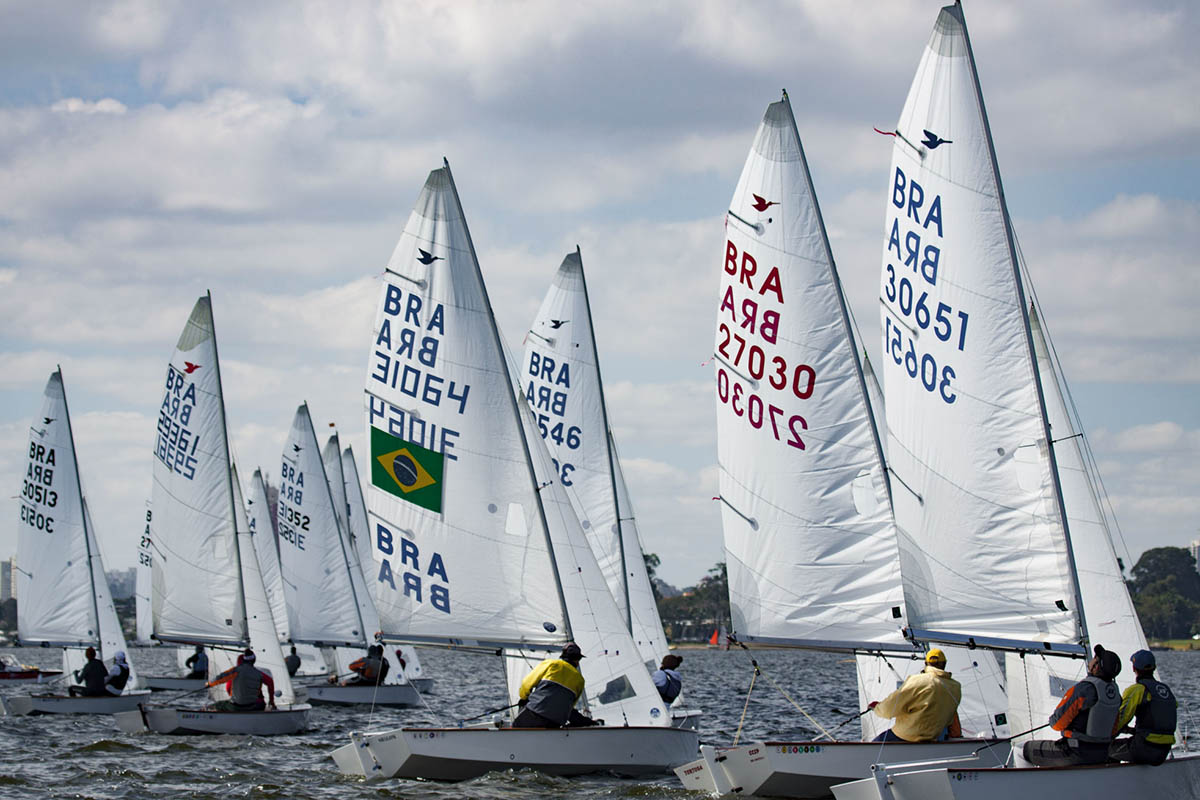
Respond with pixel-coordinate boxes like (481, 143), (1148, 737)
(733, 666), (758, 747)
(726, 210), (763, 234)
(729, 638), (832, 739)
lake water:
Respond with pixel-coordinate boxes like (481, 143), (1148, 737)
(0, 646), (1196, 799)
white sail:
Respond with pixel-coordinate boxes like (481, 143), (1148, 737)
(248, 469), (290, 643)
(151, 295), (247, 646)
(717, 94), (907, 651)
(277, 404), (364, 648)
(232, 464), (296, 705)
(878, 4), (1083, 652)
(82, 498), (141, 689)
(363, 164), (567, 649)
(342, 445), (426, 683)
(522, 249), (670, 666)
(16, 369), (97, 647)
(135, 501), (154, 645)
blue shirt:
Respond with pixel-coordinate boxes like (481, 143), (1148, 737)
(652, 668), (682, 704)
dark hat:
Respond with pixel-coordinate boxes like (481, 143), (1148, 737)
(1131, 649), (1156, 670)
(1092, 644), (1120, 680)
(242, 648), (257, 663)
(561, 642), (585, 660)
(661, 654), (683, 669)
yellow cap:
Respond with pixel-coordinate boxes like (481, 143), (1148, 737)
(925, 648), (947, 665)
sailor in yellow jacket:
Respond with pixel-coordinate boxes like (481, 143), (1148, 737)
(511, 642), (601, 728)
(868, 648), (962, 742)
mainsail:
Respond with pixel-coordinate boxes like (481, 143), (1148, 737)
(248, 469), (290, 644)
(151, 295), (247, 647)
(134, 501), (154, 645)
(716, 93), (908, 652)
(878, 3), (1084, 653)
(522, 249), (670, 666)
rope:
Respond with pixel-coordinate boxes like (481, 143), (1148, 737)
(733, 667), (758, 746)
(729, 637), (833, 740)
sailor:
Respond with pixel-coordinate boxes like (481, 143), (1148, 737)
(104, 651), (131, 695)
(184, 645), (208, 680)
(652, 654), (684, 705)
(68, 647), (108, 697)
(1023, 644), (1122, 767)
(1109, 649), (1177, 766)
(284, 646), (301, 677)
(868, 648), (962, 742)
(345, 644), (389, 686)
(211, 649), (276, 712)
(512, 642), (600, 728)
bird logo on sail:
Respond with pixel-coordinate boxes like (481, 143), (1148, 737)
(371, 427), (444, 513)
(921, 129), (952, 149)
(751, 194), (777, 212)
(417, 248), (443, 265)
(183, 362), (202, 374)
(549, 319), (569, 329)
(43, 417), (54, 425)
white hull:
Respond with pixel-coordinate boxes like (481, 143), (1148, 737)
(114, 704), (311, 735)
(1, 690), (150, 716)
(307, 683), (420, 707)
(144, 676), (207, 691)
(677, 740), (1011, 799)
(831, 751), (1200, 800)
(331, 726), (700, 781)
(672, 708), (703, 731)
(409, 677), (434, 693)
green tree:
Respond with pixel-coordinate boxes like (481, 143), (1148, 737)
(1129, 547), (1200, 639)
(643, 553), (662, 601)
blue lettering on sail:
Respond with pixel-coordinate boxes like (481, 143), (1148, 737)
(154, 365), (200, 480)
(371, 283), (470, 415)
(374, 522), (450, 615)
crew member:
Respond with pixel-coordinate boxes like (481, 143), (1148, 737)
(512, 642), (599, 728)
(284, 646), (301, 677)
(652, 654), (684, 704)
(211, 649), (276, 712)
(1023, 644), (1121, 766)
(184, 645), (208, 680)
(345, 644), (389, 686)
(68, 647), (108, 697)
(1109, 649), (1176, 765)
(868, 648), (962, 742)
(104, 651), (131, 695)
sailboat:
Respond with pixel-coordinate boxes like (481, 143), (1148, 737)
(341, 443), (433, 692)
(114, 294), (309, 735)
(275, 408), (420, 707)
(673, 93), (1014, 797)
(3, 369), (149, 715)
(330, 161), (698, 781)
(522, 247), (698, 729)
(831, 3), (1200, 798)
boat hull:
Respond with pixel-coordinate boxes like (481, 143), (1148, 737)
(331, 725), (700, 781)
(408, 677), (434, 693)
(1, 691), (151, 716)
(306, 683), (420, 707)
(676, 740), (1012, 799)
(144, 676), (207, 692)
(0, 670), (63, 685)
(114, 704), (311, 735)
(830, 752), (1200, 800)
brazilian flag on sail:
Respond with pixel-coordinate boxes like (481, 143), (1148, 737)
(370, 427), (444, 513)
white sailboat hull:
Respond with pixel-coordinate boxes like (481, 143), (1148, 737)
(114, 703), (310, 735)
(1, 690), (151, 716)
(676, 740), (1011, 799)
(144, 676), (207, 691)
(831, 752), (1200, 800)
(306, 683), (420, 707)
(331, 726), (700, 781)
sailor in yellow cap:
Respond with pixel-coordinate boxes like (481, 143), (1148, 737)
(867, 648), (963, 742)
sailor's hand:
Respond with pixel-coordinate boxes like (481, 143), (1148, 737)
(517, 698), (527, 708)
(867, 701), (879, 710)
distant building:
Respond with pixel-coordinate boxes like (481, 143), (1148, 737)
(106, 567), (136, 600)
(1190, 539), (1200, 575)
(0, 558), (14, 602)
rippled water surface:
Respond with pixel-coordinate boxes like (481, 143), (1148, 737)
(1, 646), (1196, 799)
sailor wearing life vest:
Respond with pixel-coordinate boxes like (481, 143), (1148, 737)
(1109, 648), (1177, 766)
(511, 642), (600, 728)
(104, 651), (131, 695)
(1023, 644), (1122, 766)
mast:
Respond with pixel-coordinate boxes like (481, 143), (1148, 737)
(574, 246), (633, 633)
(442, 159), (573, 642)
(59, 367), (102, 648)
(954, 2), (1087, 646)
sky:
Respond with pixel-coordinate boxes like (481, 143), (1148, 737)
(0, 0), (1197, 589)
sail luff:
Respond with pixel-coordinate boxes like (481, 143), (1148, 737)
(950, 1), (1087, 648)
(60, 367), (104, 645)
(319, 428), (369, 639)
(441, 160), (573, 642)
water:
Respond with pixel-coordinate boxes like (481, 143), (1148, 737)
(1, 646), (1196, 799)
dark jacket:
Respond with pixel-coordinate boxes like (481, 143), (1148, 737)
(75, 658), (107, 694)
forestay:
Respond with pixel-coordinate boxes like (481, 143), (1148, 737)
(878, 4), (1082, 651)
(277, 405), (364, 648)
(248, 469), (291, 644)
(362, 164), (567, 650)
(522, 250), (669, 666)
(17, 370), (97, 648)
(151, 295), (247, 646)
(717, 94), (908, 651)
